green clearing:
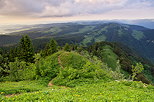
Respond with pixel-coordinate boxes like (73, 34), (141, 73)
(100, 45), (119, 70)
(82, 35), (94, 46)
(97, 26), (108, 34)
(70, 26), (95, 34)
(118, 28), (126, 37)
(1, 80), (154, 102)
(95, 35), (106, 42)
(44, 27), (62, 34)
(132, 30), (145, 40)
(78, 26), (95, 33)
(82, 26), (108, 45)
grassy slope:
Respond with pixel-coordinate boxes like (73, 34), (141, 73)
(1, 80), (154, 101)
(100, 45), (119, 71)
(132, 30), (145, 40)
(0, 80), (46, 95)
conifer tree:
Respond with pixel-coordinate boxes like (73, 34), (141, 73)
(43, 39), (58, 56)
(18, 35), (34, 62)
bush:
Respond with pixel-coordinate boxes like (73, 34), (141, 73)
(35, 52), (62, 80)
(7, 58), (36, 81)
(132, 63), (144, 80)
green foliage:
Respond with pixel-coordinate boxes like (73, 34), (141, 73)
(42, 39), (58, 57)
(82, 35), (93, 46)
(80, 50), (123, 80)
(132, 63), (144, 80)
(36, 51), (61, 80)
(18, 35), (34, 62)
(87, 41), (153, 83)
(34, 53), (41, 63)
(44, 27), (62, 34)
(36, 51), (112, 87)
(108, 60), (125, 80)
(0, 66), (4, 78)
(0, 80), (45, 95)
(132, 30), (145, 40)
(51, 51), (112, 87)
(95, 35), (106, 42)
(63, 43), (71, 52)
(7, 58), (36, 81)
(0, 54), (3, 77)
(71, 26), (95, 34)
(89, 44), (119, 70)
(1, 81), (154, 101)
(0, 54), (3, 63)
(101, 45), (119, 70)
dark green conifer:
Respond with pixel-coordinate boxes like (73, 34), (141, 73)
(18, 35), (34, 62)
(43, 39), (58, 56)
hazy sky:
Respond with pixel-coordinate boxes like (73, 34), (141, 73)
(0, 0), (154, 24)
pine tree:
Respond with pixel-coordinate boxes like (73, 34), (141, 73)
(43, 39), (58, 56)
(18, 35), (34, 63)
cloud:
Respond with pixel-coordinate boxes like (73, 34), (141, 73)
(0, 0), (153, 18)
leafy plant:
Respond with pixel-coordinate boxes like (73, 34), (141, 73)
(52, 51), (112, 87)
(7, 58), (36, 81)
(41, 39), (58, 57)
(132, 63), (144, 80)
(1, 81), (154, 101)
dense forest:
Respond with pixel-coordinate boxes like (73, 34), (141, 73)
(1, 35), (154, 101)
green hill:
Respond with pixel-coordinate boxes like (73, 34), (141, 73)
(36, 51), (113, 87)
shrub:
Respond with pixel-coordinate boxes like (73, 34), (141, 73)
(7, 58), (36, 81)
(35, 52), (61, 80)
(132, 63), (144, 80)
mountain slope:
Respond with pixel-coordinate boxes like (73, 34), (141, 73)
(88, 41), (154, 83)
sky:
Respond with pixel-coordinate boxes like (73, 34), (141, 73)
(0, 0), (154, 25)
